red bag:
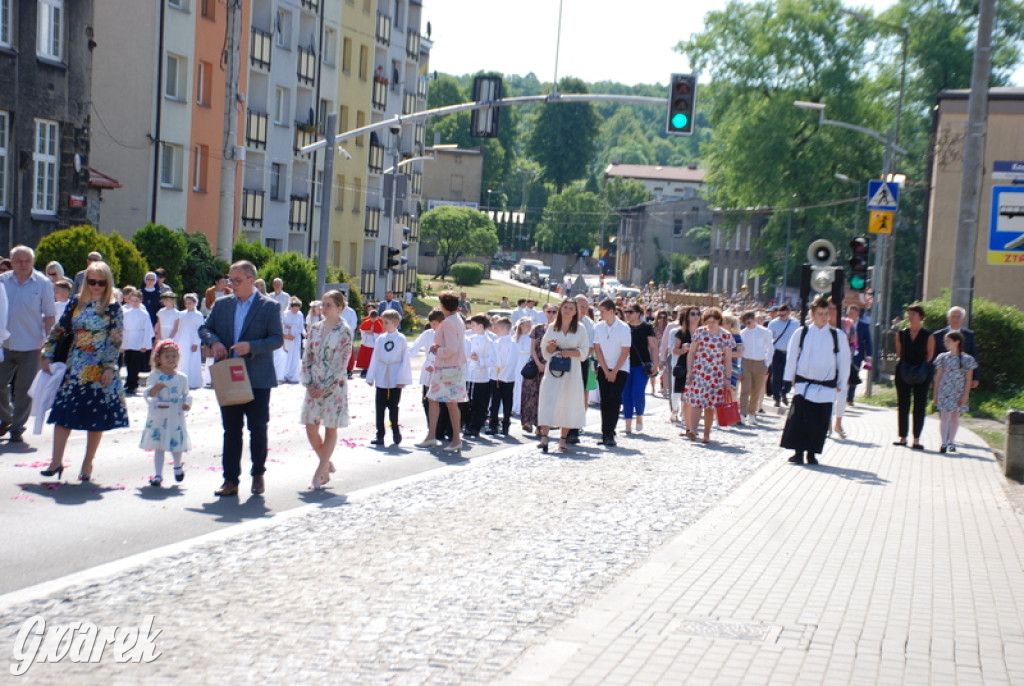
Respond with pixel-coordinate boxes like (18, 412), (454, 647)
(715, 388), (741, 427)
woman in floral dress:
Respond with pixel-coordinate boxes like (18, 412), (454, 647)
(519, 305), (557, 433)
(683, 308), (733, 443)
(301, 290), (353, 489)
(39, 261), (129, 481)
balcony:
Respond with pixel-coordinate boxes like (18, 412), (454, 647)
(300, 0), (319, 11)
(416, 76), (428, 99)
(360, 270), (377, 299)
(371, 78), (388, 111)
(241, 189), (265, 227)
(408, 216), (420, 242)
(376, 12), (391, 46)
(294, 123), (318, 156)
(250, 28), (272, 70)
(289, 195), (309, 232)
(245, 110), (268, 149)
(368, 142), (385, 174)
(410, 171), (422, 196)
(402, 91), (416, 115)
(405, 31), (420, 60)
(297, 46), (316, 86)
(364, 207), (381, 238)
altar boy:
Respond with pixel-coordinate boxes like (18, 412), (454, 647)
(366, 309), (412, 446)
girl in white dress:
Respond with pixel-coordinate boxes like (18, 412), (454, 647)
(140, 341), (192, 487)
(154, 293), (180, 343)
(173, 293), (204, 389)
(275, 297), (305, 383)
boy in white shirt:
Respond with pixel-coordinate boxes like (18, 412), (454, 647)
(485, 318), (517, 436)
(463, 314), (495, 437)
(53, 279), (73, 320)
(121, 291), (155, 395)
(366, 310), (413, 446)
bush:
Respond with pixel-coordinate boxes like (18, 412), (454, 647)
(684, 258), (710, 292)
(260, 252), (317, 308)
(180, 231), (223, 297)
(107, 231), (149, 288)
(132, 223), (187, 292)
(401, 303), (418, 333)
(918, 293), (1024, 394)
(232, 239), (274, 271)
(450, 262), (485, 286)
(36, 225), (121, 287)
(327, 266), (364, 316)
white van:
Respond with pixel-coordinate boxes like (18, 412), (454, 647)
(512, 259), (544, 282)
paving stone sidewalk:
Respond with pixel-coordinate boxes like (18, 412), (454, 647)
(499, 404), (1024, 685)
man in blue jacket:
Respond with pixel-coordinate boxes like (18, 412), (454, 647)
(845, 305), (873, 404)
(200, 261), (284, 496)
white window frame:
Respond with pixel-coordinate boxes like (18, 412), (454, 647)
(0, 111), (8, 211)
(322, 27), (336, 66)
(168, 0), (189, 11)
(32, 118), (59, 214)
(270, 163), (283, 200)
(314, 170), (323, 206)
(196, 60), (210, 106)
(273, 87), (289, 125)
(165, 53), (188, 102)
(192, 144), (208, 192)
(160, 142), (184, 189)
(1, 0), (11, 47)
(274, 9), (291, 48)
(37, 0), (63, 61)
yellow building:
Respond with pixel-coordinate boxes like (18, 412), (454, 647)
(924, 88), (1024, 311)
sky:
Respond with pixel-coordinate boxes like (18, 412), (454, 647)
(422, 0), (1016, 87)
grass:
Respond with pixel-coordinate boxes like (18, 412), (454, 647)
(416, 274), (559, 314)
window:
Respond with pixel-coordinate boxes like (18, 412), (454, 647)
(274, 9), (291, 48)
(358, 45), (369, 80)
(314, 171), (323, 206)
(1, 0), (10, 46)
(673, 219), (683, 237)
(334, 174), (344, 210)
(168, 0), (189, 9)
(270, 163), (283, 200)
(339, 105), (349, 134)
(160, 142), (184, 189)
(37, 0), (63, 61)
(352, 176), (361, 211)
(341, 36), (352, 73)
(32, 119), (58, 213)
(273, 87), (289, 125)
(192, 144), (208, 191)
(322, 27), (336, 66)
(0, 111), (8, 211)
(355, 110), (365, 146)
(165, 54), (187, 101)
(318, 99), (330, 132)
(196, 61), (212, 106)
(201, 0), (213, 19)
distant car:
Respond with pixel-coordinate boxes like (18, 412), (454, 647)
(512, 259), (543, 282)
(486, 308), (515, 320)
(531, 266), (551, 287)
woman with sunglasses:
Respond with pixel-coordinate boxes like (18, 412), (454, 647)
(45, 261), (65, 284)
(40, 261), (128, 482)
(671, 307), (702, 428)
(537, 298), (589, 453)
(621, 304), (658, 433)
(519, 305), (557, 434)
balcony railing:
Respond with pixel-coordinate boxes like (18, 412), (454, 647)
(410, 171), (422, 196)
(405, 31), (420, 60)
(294, 123), (318, 155)
(250, 28), (272, 70)
(402, 91), (416, 115)
(376, 12), (391, 45)
(300, 0), (319, 11)
(416, 76), (428, 99)
(368, 143), (385, 174)
(245, 110), (268, 149)
(361, 270), (377, 300)
(297, 46), (316, 86)
(289, 195), (309, 232)
(372, 78), (388, 111)
(408, 216), (420, 242)
(241, 189), (265, 227)
(364, 207), (381, 238)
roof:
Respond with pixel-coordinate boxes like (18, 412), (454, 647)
(603, 163), (705, 184)
(935, 87), (1024, 101)
(88, 167), (122, 189)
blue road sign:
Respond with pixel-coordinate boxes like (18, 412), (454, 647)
(866, 180), (900, 211)
(598, 258), (607, 267)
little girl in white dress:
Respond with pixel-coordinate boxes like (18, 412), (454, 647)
(141, 340), (192, 487)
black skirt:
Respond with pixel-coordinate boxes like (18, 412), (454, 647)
(780, 394), (832, 454)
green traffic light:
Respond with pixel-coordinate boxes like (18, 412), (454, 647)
(849, 275), (866, 290)
(671, 113), (689, 129)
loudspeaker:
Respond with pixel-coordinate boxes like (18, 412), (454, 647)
(807, 239), (836, 268)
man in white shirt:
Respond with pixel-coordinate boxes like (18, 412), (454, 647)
(340, 294), (358, 379)
(512, 299), (532, 326)
(767, 304), (798, 408)
(738, 310), (773, 421)
(269, 278), (291, 312)
(592, 298), (631, 447)
(780, 296), (851, 465)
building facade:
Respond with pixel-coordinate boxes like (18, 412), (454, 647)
(604, 162), (706, 200)
(615, 196), (713, 287)
(708, 212), (769, 299)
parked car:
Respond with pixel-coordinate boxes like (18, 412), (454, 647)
(531, 266), (551, 288)
(512, 259), (543, 282)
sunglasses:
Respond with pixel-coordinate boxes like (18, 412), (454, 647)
(290, 304), (301, 308)
(87, 278), (107, 287)
(47, 272), (58, 276)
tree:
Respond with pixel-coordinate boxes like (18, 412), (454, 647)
(534, 187), (608, 255)
(261, 252), (317, 308)
(527, 77), (601, 193)
(232, 239), (275, 271)
(107, 232), (148, 288)
(603, 178), (652, 210)
(132, 223), (187, 292)
(181, 231), (225, 297)
(36, 225), (120, 286)
(420, 206), (499, 279)
(684, 258), (710, 292)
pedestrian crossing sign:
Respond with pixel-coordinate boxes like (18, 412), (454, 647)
(866, 180), (900, 211)
(868, 211), (894, 235)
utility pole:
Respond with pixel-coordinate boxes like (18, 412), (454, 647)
(216, 0), (243, 260)
(316, 114), (336, 297)
(951, 0), (995, 315)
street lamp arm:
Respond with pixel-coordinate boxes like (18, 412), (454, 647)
(382, 154), (436, 175)
(820, 116), (908, 156)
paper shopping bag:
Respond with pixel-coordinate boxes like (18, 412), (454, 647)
(211, 358), (254, 406)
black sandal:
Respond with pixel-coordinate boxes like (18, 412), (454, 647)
(893, 439), (907, 446)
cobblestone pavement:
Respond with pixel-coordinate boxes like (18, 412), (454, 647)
(0, 398), (782, 684)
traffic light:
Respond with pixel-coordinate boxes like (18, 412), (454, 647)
(380, 245), (401, 273)
(848, 236), (869, 291)
(666, 74), (697, 136)
(470, 76), (503, 138)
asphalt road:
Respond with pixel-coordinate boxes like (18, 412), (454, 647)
(0, 352), (595, 595)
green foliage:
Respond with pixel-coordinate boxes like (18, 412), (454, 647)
(261, 252), (317, 309)
(327, 266), (364, 316)
(232, 239), (275, 271)
(420, 206), (500, 278)
(654, 249), (693, 286)
(450, 262), (485, 286)
(917, 293), (1024, 395)
(527, 77), (601, 193)
(603, 178), (652, 210)
(180, 231), (222, 297)
(535, 187), (608, 254)
(131, 223), (187, 292)
(35, 225), (121, 286)
(684, 258), (710, 292)
(107, 232), (148, 288)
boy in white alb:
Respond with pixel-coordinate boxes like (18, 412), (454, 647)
(366, 310), (412, 446)
(463, 314), (495, 437)
(486, 318), (517, 436)
(122, 291), (155, 395)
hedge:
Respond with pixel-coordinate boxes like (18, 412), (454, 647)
(450, 262), (485, 286)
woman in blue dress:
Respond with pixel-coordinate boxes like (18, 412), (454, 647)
(39, 261), (129, 482)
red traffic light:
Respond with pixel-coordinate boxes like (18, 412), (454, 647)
(850, 236), (869, 255)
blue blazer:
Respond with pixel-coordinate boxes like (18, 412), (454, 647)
(200, 292), (284, 389)
(853, 319), (872, 362)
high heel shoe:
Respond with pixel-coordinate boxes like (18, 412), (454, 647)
(443, 442), (462, 453)
(79, 473), (91, 482)
(40, 465), (64, 479)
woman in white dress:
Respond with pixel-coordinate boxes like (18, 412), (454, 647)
(537, 299), (590, 453)
(154, 293), (179, 343)
(173, 293), (205, 389)
(275, 297), (305, 383)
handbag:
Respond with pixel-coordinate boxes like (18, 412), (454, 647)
(520, 358), (539, 380)
(899, 361), (931, 386)
(548, 354), (573, 376)
(715, 388), (742, 427)
(585, 358), (598, 391)
(50, 298), (77, 364)
(643, 361), (656, 378)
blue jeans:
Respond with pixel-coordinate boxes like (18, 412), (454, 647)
(621, 365), (648, 419)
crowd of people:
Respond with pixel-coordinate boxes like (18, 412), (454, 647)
(0, 245), (981, 497)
